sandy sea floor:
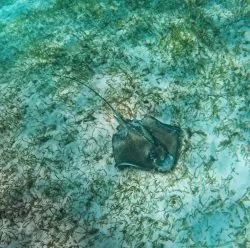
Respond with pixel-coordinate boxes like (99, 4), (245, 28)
(0, 0), (249, 247)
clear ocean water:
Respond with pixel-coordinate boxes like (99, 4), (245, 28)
(0, 0), (249, 247)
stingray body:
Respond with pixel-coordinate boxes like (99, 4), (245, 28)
(64, 76), (181, 172)
(112, 116), (181, 172)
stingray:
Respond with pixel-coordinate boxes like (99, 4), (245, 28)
(64, 75), (182, 172)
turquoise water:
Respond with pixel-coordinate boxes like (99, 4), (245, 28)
(0, 0), (249, 247)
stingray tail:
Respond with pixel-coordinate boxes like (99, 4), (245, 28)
(54, 74), (126, 125)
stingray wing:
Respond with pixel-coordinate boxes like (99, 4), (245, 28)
(140, 116), (182, 166)
(112, 123), (156, 170)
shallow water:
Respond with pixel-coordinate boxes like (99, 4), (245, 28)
(0, 0), (249, 247)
